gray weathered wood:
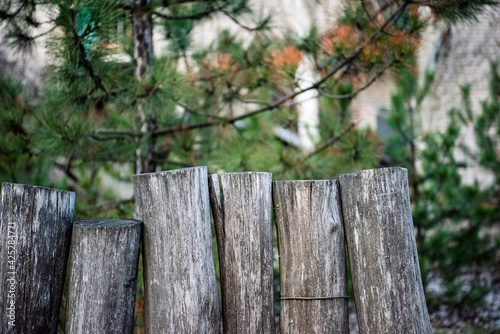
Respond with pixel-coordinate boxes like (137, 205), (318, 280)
(208, 173), (225, 333)
(339, 167), (432, 333)
(0, 183), (75, 333)
(134, 167), (221, 333)
(208, 174), (225, 266)
(220, 172), (274, 334)
(65, 218), (141, 334)
(273, 180), (348, 334)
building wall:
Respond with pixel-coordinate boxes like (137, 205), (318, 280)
(420, 7), (500, 185)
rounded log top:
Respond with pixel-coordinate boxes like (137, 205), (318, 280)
(133, 166), (208, 180)
(74, 218), (141, 229)
(272, 179), (337, 185)
(222, 172), (272, 176)
(339, 167), (408, 180)
(1, 182), (75, 196)
(221, 171), (272, 181)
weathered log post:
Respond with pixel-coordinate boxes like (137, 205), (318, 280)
(207, 173), (225, 321)
(65, 218), (142, 334)
(134, 167), (220, 333)
(339, 167), (432, 333)
(0, 183), (75, 333)
(273, 180), (348, 334)
(220, 172), (274, 334)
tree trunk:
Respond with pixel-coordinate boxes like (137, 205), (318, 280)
(273, 180), (348, 334)
(133, 0), (157, 176)
(339, 167), (432, 334)
(220, 172), (275, 334)
(0, 183), (75, 333)
(134, 167), (221, 333)
(65, 219), (141, 334)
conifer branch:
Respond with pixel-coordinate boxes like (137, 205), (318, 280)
(305, 122), (356, 160)
(221, 9), (270, 31)
(317, 58), (400, 100)
(361, 0), (392, 36)
(94, 1), (409, 139)
(69, 5), (108, 95)
(361, 0), (381, 29)
(0, 3), (27, 20)
(30, 26), (57, 39)
(94, 198), (134, 212)
(154, 3), (228, 20)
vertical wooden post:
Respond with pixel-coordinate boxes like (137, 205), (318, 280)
(208, 173), (225, 329)
(208, 174), (224, 268)
(220, 172), (274, 334)
(0, 183), (75, 333)
(134, 167), (221, 333)
(339, 168), (432, 333)
(273, 180), (348, 334)
(65, 218), (141, 334)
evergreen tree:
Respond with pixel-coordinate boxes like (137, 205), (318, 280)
(385, 63), (500, 315)
(2, 0), (494, 218)
(2, 0), (498, 330)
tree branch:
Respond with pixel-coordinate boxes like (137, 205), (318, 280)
(317, 58), (400, 99)
(305, 122), (356, 159)
(154, 3), (227, 20)
(361, 0), (392, 36)
(0, 3), (27, 20)
(54, 162), (79, 183)
(94, 1), (409, 139)
(94, 198), (134, 212)
(30, 26), (57, 39)
(221, 9), (270, 32)
(69, 5), (108, 95)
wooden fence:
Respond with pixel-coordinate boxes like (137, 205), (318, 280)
(0, 167), (432, 333)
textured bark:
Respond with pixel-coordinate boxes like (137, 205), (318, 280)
(65, 219), (141, 334)
(0, 183), (75, 333)
(133, 0), (157, 177)
(273, 180), (348, 334)
(134, 167), (221, 333)
(220, 172), (274, 334)
(132, 0), (154, 82)
(339, 168), (432, 334)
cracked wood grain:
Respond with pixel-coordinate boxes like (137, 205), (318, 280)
(134, 167), (221, 333)
(339, 168), (432, 334)
(273, 180), (348, 334)
(220, 172), (274, 334)
(65, 218), (141, 334)
(0, 183), (75, 334)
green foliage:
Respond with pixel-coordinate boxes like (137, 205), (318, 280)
(385, 62), (500, 311)
(1, 0), (498, 330)
(428, 0), (499, 23)
(0, 78), (52, 185)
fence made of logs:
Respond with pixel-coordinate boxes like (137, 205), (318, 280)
(0, 167), (432, 333)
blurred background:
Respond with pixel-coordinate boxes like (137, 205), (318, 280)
(1, 0), (499, 332)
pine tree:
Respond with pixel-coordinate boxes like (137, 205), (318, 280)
(2, 0), (498, 330)
(385, 62), (500, 315)
(1, 0), (495, 218)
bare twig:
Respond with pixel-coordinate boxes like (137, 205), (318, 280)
(361, 0), (392, 36)
(154, 3), (228, 20)
(221, 9), (270, 32)
(94, 198), (134, 212)
(317, 58), (399, 99)
(305, 122), (356, 159)
(27, 26), (57, 39)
